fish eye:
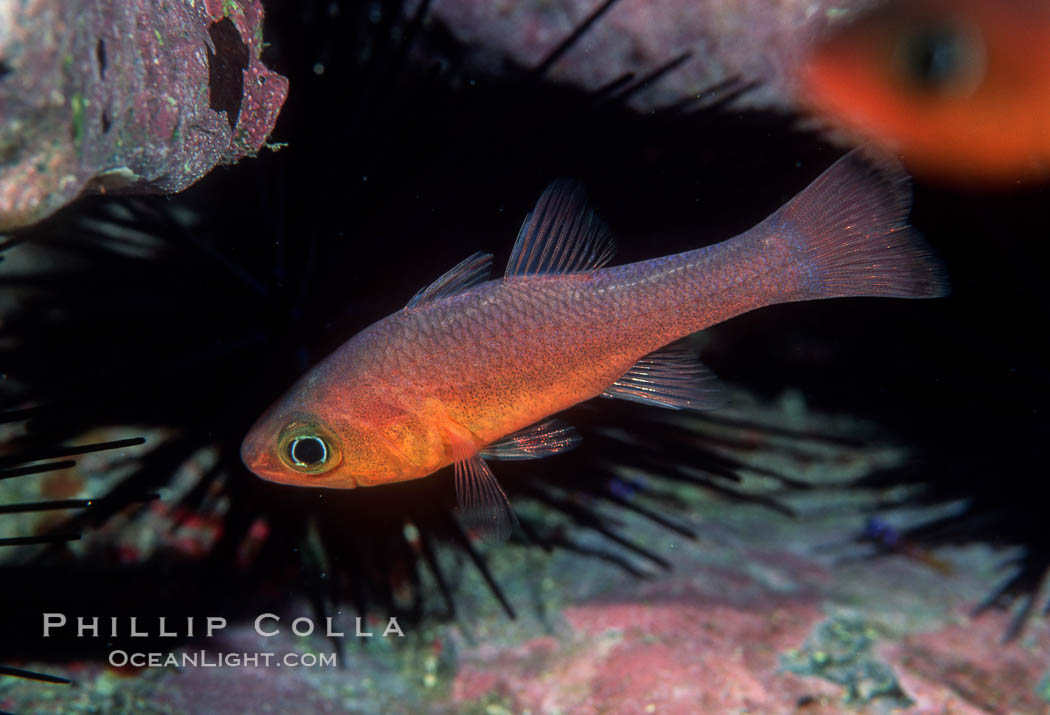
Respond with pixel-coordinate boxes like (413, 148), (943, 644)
(896, 21), (985, 95)
(288, 435), (328, 468)
(277, 422), (340, 475)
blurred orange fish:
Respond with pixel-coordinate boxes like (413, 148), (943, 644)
(241, 153), (948, 538)
(800, 0), (1050, 182)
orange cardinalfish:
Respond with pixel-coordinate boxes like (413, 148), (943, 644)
(799, 0), (1050, 182)
(241, 152), (948, 539)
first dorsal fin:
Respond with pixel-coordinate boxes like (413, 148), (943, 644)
(506, 180), (616, 277)
(406, 251), (493, 308)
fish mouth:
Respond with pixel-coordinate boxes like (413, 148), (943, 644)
(239, 428), (285, 483)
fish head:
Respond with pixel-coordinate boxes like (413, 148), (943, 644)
(240, 395), (439, 489)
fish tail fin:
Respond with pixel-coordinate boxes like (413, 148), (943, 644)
(773, 150), (949, 300)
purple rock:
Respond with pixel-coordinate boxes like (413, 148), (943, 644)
(410, 0), (866, 111)
(0, 0), (288, 231)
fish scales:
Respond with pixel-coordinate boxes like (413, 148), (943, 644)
(338, 228), (794, 451)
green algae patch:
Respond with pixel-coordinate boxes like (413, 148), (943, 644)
(782, 616), (913, 708)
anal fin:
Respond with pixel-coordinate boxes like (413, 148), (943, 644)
(603, 342), (725, 412)
(480, 419), (581, 460)
(454, 455), (518, 542)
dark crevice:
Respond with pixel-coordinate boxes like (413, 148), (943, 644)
(96, 38), (107, 80)
(206, 18), (250, 130)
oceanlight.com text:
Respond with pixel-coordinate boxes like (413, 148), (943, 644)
(108, 650), (338, 669)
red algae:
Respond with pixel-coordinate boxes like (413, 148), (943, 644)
(883, 609), (1050, 714)
(452, 584), (835, 713)
(450, 568), (1050, 713)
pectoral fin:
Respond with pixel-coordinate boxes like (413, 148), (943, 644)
(454, 455), (518, 542)
(480, 419), (581, 460)
(603, 342), (726, 411)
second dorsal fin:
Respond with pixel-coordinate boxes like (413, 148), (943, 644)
(506, 180), (616, 277)
(406, 251), (493, 308)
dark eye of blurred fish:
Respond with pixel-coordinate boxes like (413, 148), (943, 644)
(896, 22), (985, 94)
(287, 435), (328, 469)
(799, 0), (1050, 182)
